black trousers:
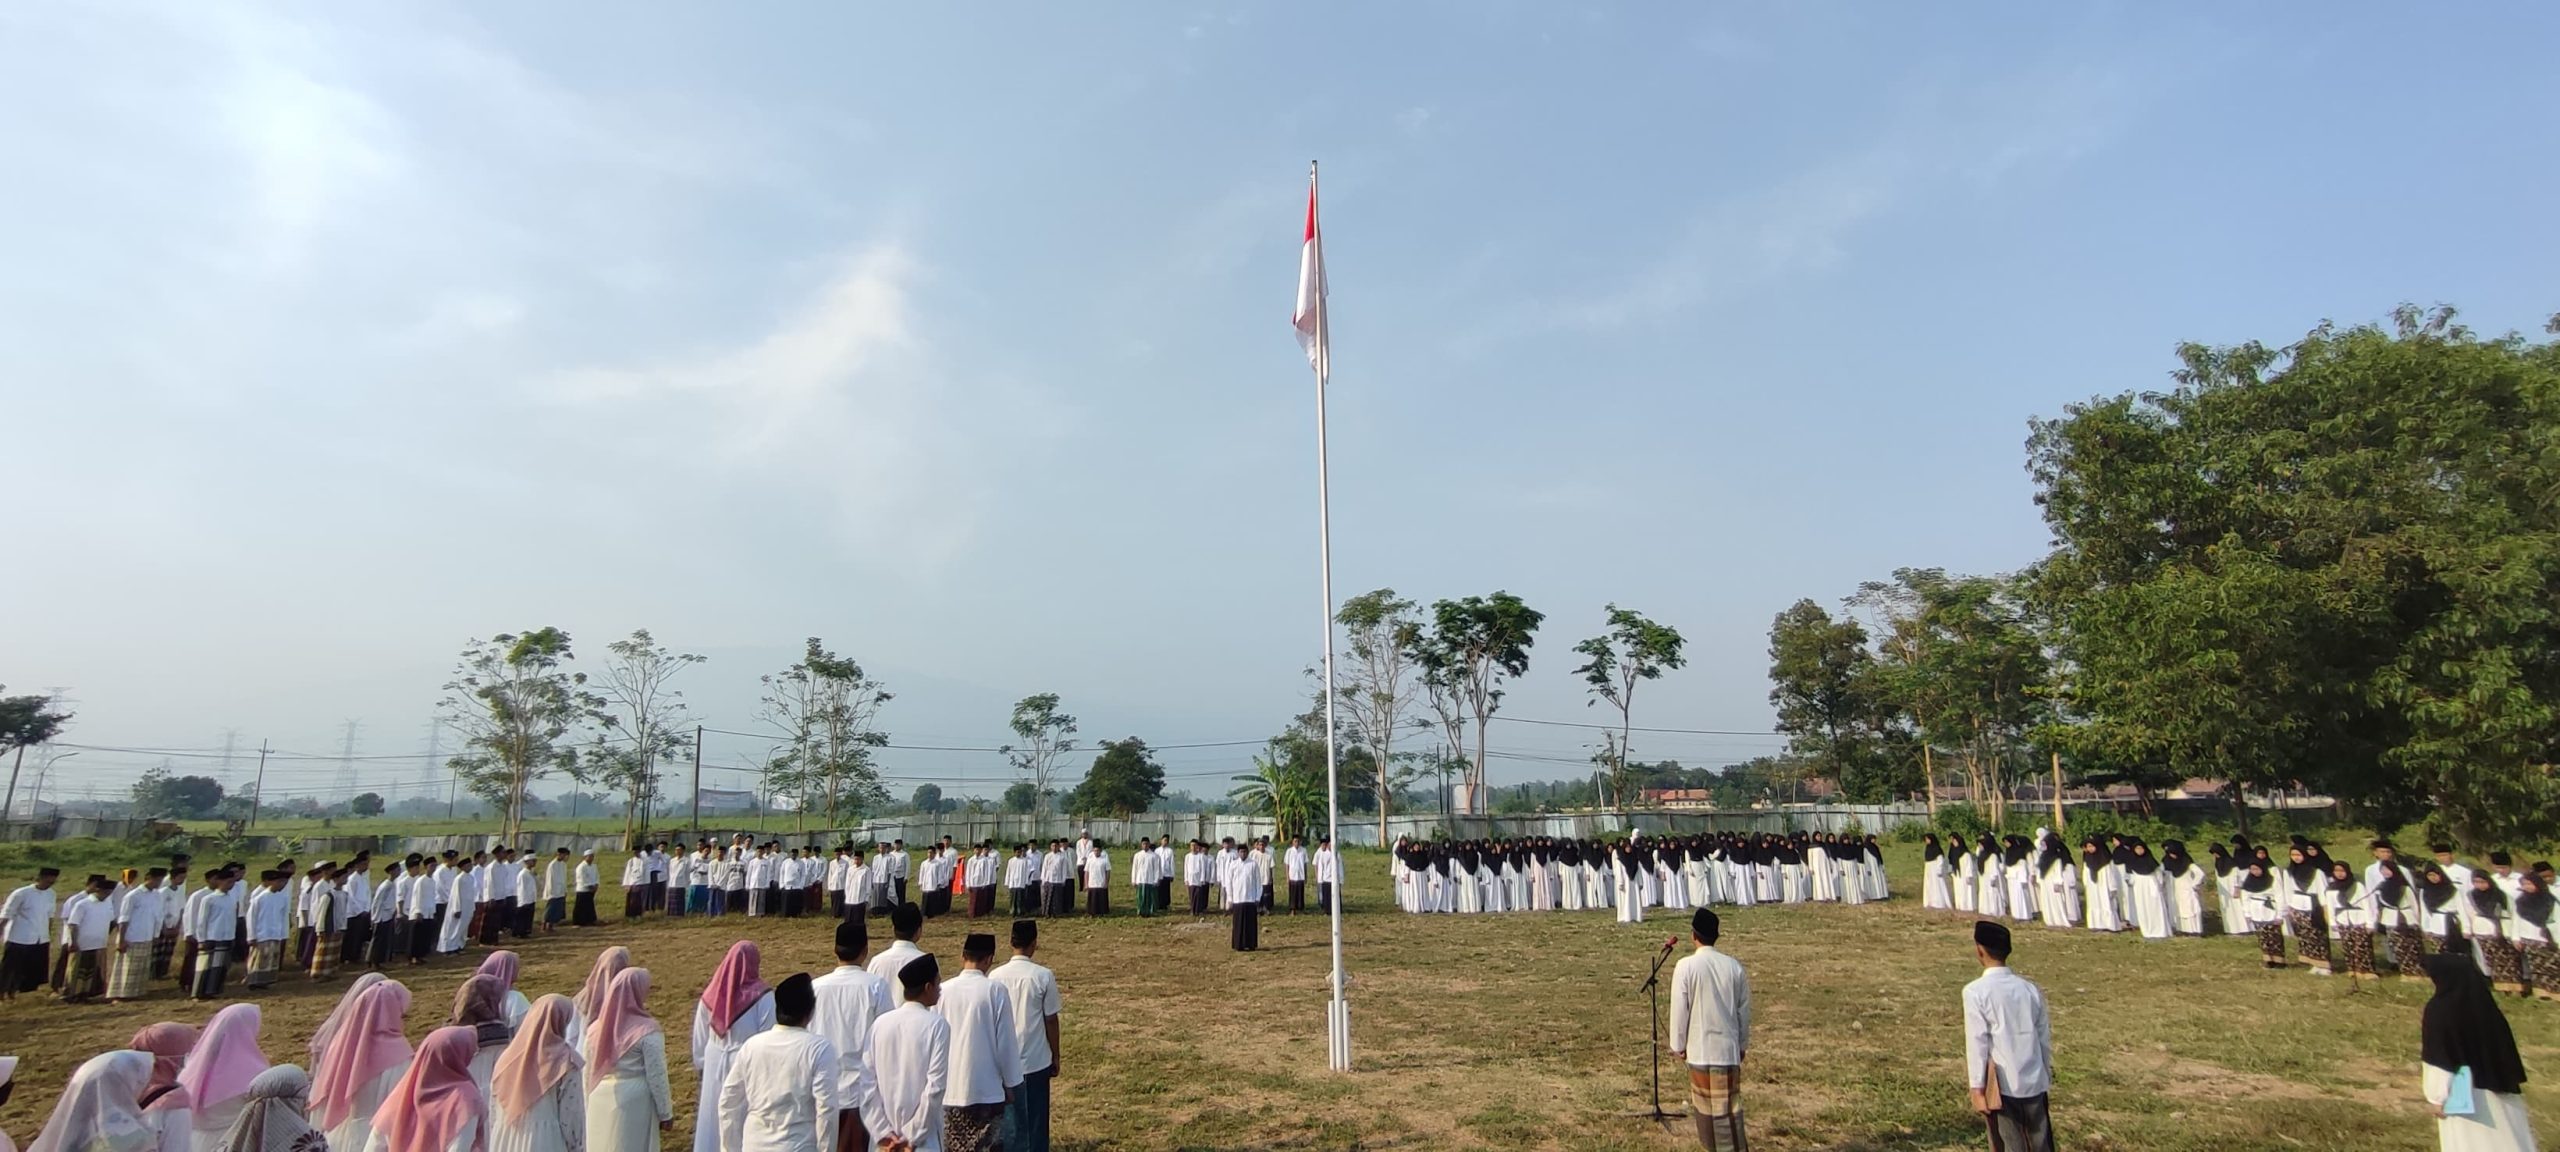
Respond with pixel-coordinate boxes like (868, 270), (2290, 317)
(345, 913), (373, 960)
(1157, 878), (1173, 910)
(1319, 882), (1334, 912)
(482, 899), (512, 944)
(1230, 902), (1260, 951)
(1009, 886), (1033, 916)
(1086, 887), (1108, 916)
(970, 886), (995, 918)
(1289, 880), (1306, 912)
(1189, 884), (1210, 916)
(408, 919), (436, 959)
(573, 891), (598, 926)
(895, 880), (908, 904)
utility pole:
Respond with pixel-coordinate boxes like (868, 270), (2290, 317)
(219, 729), (242, 786)
(690, 724), (703, 836)
(247, 741), (270, 832)
(3, 744), (24, 823)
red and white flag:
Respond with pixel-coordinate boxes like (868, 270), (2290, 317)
(1292, 165), (1328, 384)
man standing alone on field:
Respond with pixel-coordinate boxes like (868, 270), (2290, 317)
(1668, 908), (1750, 1151)
(1963, 921), (2055, 1152)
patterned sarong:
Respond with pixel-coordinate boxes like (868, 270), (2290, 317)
(1687, 1065), (1747, 1152)
(308, 932), (341, 979)
(149, 932), (177, 980)
(2520, 941), (2560, 997)
(107, 933), (154, 1000)
(2336, 926), (2375, 976)
(2284, 911), (2331, 970)
(65, 949), (105, 1001)
(244, 940), (283, 987)
(945, 1102), (1005, 1152)
(2255, 923), (2287, 964)
(2479, 937), (2527, 991)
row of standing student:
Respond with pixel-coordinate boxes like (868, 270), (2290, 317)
(1387, 832), (1891, 921)
(1920, 833), (2560, 999)
(1, 904), (1067, 1152)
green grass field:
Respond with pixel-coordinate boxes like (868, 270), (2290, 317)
(0, 842), (2550, 1150)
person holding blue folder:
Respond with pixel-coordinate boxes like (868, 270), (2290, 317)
(2420, 954), (2536, 1151)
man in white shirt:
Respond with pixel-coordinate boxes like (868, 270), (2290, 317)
(1130, 839), (1159, 919)
(1152, 839), (1174, 914)
(1004, 846), (1032, 918)
(1314, 836), (1340, 913)
(1667, 909), (1751, 1151)
(967, 844), (998, 921)
(938, 934), (1020, 1152)
(440, 857), (479, 953)
(1284, 837), (1310, 914)
(888, 840), (911, 906)
(719, 973), (847, 1152)
(1040, 841), (1073, 919)
(1223, 848), (1263, 952)
(1183, 842), (1214, 919)
(812, 919), (895, 1150)
(990, 920), (1062, 1152)
(189, 868), (243, 1000)
(870, 903), (929, 1007)
(58, 875), (116, 1002)
(244, 869), (291, 988)
(869, 955), (951, 1152)
(1080, 843), (1111, 918)
(106, 868), (166, 1003)
(1963, 921), (2055, 1152)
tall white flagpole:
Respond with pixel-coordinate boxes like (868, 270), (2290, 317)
(1305, 159), (1352, 1073)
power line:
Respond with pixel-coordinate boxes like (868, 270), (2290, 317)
(1487, 715), (1787, 737)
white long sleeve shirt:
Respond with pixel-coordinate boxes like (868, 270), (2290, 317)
(1183, 852), (1213, 886)
(1082, 853), (1110, 889)
(810, 964), (896, 1110)
(866, 1003), (950, 1152)
(988, 956), (1061, 1076)
(868, 940), (926, 1008)
(1668, 945), (1751, 1067)
(1962, 966), (2052, 1098)
(1221, 857), (1262, 905)
(934, 968), (1021, 1108)
(717, 1026), (844, 1152)
(1284, 846), (1308, 882)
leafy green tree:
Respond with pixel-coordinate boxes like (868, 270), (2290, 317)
(1857, 570), (2048, 826)
(760, 639), (892, 829)
(1574, 604), (1686, 813)
(1336, 590), (1425, 846)
(0, 688), (74, 820)
(1000, 780), (1049, 814)
(909, 783), (947, 815)
(1767, 600), (1914, 802)
(1065, 737), (1165, 817)
(348, 792), (385, 817)
(999, 694), (1077, 816)
(2029, 307), (2560, 846)
(593, 629), (703, 842)
(440, 628), (607, 843)
(1418, 592), (1544, 810)
(130, 766), (225, 818)
(1229, 741), (1325, 843)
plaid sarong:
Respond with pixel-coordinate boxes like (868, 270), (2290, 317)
(107, 933), (154, 1000)
(308, 932), (341, 979)
(244, 940), (283, 987)
(1687, 1065), (1747, 1152)
(945, 1102), (1005, 1152)
(149, 932), (177, 980)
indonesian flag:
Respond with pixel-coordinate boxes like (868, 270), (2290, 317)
(1293, 166), (1328, 384)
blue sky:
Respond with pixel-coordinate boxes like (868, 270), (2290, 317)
(5, 3), (2555, 807)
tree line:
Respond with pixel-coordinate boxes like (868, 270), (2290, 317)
(1764, 307), (2560, 848)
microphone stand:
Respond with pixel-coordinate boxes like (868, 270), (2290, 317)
(1630, 935), (1681, 1124)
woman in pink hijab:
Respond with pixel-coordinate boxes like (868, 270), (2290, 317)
(476, 953), (530, 1031)
(130, 1023), (200, 1152)
(364, 1028), (483, 1152)
(687, 943), (771, 1152)
(581, 968), (670, 1152)
(307, 972), (387, 1067)
(313, 979), (414, 1152)
(489, 995), (582, 1152)
(564, 948), (629, 1046)
(176, 1004), (268, 1152)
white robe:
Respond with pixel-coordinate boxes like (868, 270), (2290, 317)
(2126, 869), (2171, 939)
(323, 1066), (403, 1152)
(1613, 856), (1644, 923)
(491, 1071), (587, 1152)
(690, 992), (777, 1152)
(366, 1118), (480, 1152)
(2424, 1063), (2539, 1152)
(585, 1029), (674, 1152)
(1922, 855), (1953, 910)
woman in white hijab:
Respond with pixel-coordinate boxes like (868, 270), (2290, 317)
(212, 1068), (324, 1152)
(28, 1052), (157, 1152)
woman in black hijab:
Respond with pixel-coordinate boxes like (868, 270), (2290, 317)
(2465, 873), (2528, 995)
(2282, 845), (2335, 975)
(2324, 860), (2379, 982)
(2372, 859), (2427, 980)
(2418, 864), (2467, 956)
(2238, 860), (2285, 968)
(2419, 953), (2538, 1148)
(2510, 871), (2557, 1001)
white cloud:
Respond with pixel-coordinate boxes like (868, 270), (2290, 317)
(543, 245), (996, 571)
(1560, 64), (2142, 330)
(1394, 106), (1436, 136)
